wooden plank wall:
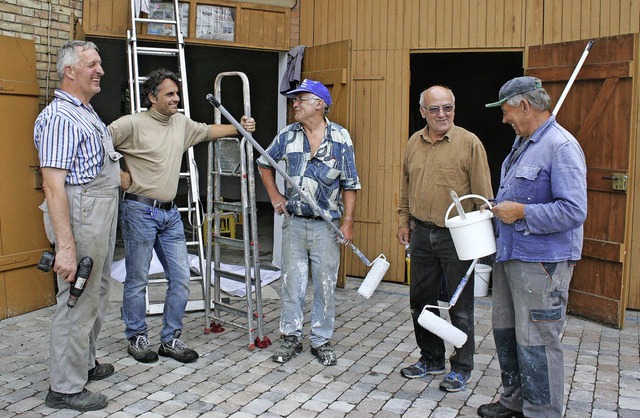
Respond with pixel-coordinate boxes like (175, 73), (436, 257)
(300, 0), (640, 282)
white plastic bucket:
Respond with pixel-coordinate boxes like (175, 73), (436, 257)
(444, 194), (496, 260)
(474, 263), (492, 297)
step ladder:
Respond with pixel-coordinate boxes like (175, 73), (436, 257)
(126, 0), (207, 315)
(203, 72), (270, 350)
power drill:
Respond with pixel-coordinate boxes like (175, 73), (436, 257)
(37, 251), (93, 308)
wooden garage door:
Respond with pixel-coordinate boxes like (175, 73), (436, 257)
(526, 34), (636, 328)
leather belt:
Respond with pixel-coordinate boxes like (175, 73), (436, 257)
(411, 217), (445, 229)
(123, 192), (173, 210)
(297, 215), (324, 220)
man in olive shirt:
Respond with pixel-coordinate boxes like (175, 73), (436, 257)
(397, 85), (493, 392)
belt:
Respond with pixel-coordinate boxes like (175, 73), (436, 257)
(297, 215), (324, 220)
(123, 192), (173, 210)
(412, 217), (445, 229)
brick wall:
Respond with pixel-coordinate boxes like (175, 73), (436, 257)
(289, 0), (300, 47)
(1, 0), (83, 108)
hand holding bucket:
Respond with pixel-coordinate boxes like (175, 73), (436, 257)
(444, 194), (496, 260)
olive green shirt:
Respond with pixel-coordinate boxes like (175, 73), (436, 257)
(398, 124), (493, 228)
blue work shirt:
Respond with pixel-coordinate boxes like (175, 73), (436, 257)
(494, 115), (587, 263)
(256, 118), (361, 220)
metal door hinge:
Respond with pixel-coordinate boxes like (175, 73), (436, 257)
(602, 173), (628, 191)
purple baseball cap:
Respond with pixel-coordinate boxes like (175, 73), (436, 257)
(285, 79), (332, 105)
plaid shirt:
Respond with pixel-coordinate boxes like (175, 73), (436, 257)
(257, 118), (361, 220)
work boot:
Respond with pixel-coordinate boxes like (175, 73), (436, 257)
(87, 360), (114, 381)
(128, 334), (158, 363)
(310, 342), (337, 366)
(45, 388), (108, 411)
(400, 359), (445, 378)
(158, 338), (199, 363)
(477, 401), (524, 417)
(272, 335), (303, 363)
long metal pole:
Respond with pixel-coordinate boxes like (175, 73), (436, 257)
(552, 40), (594, 116)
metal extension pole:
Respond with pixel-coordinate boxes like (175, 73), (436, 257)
(552, 40), (594, 116)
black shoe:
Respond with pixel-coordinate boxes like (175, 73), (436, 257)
(477, 401), (524, 418)
(158, 338), (199, 363)
(87, 360), (114, 381)
(310, 342), (337, 366)
(400, 359), (446, 378)
(272, 335), (303, 364)
(128, 334), (159, 363)
(45, 388), (108, 411)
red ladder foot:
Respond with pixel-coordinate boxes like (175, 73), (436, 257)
(210, 322), (225, 333)
(255, 336), (272, 348)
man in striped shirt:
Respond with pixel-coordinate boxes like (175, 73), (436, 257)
(34, 41), (121, 412)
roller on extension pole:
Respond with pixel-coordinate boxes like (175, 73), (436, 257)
(206, 94), (390, 298)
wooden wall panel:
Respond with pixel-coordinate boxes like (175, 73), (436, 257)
(298, 1), (640, 287)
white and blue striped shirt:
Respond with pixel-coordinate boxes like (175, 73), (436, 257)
(34, 89), (106, 185)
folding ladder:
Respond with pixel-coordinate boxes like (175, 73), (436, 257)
(126, 0), (207, 314)
(203, 72), (270, 349)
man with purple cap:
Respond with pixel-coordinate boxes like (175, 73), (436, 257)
(478, 76), (587, 418)
(257, 79), (361, 366)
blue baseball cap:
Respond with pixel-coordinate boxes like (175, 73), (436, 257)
(485, 76), (543, 107)
(285, 79), (332, 106)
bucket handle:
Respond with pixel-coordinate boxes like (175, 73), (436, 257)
(444, 194), (493, 222)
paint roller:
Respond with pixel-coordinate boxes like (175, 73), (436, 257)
(206, 95), (390, 297)
(417, 191), (478, 348)
(417, 258), (478, 348)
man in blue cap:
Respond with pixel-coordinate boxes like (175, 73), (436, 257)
(478, 76), (587, 417)
(257, 79), (361, 366)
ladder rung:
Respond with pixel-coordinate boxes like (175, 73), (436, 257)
(185, 240), (200, 246)
(134, 17), (178, 25)
(214, 268), (249, 283)
(214, 201), (243, 212)
(136, 46), (180, 56)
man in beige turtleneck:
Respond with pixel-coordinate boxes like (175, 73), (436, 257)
(108, 69), (255, 365)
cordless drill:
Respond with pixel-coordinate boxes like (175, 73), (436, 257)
(37, 251), (94, 308)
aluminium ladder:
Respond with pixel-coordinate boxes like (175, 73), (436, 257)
(203, 72), (270, 350)
(126, 0), (208, 315)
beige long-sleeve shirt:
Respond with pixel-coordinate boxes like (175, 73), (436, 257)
(398, 124), (493, 228)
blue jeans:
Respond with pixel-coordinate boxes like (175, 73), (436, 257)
(120, 199), (191, 344)
(280, 216), (341, 348)
(409, 222), (475, 374)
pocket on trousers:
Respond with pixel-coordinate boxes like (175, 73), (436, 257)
(530, 307), (562, 322)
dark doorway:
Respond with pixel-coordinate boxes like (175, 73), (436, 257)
(409, 52), (523, 195)
(87, 36), (279, 202)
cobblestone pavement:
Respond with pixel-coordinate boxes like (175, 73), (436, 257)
(0, 278), (639, 417)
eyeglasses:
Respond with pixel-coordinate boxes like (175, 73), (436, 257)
(422, 104), (455, 115)
(292, 96), (320, 104)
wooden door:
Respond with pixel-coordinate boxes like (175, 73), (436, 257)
(0, 36), (56, 319)
(526, 34), (638, 328)
(300, 40), (352, 287)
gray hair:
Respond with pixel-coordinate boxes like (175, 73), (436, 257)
(506, 88), (551, 111)
(56, 40), (99, 79)
(419, 85), (456, 107)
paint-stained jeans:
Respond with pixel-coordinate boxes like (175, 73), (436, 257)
(280, 216), (340, 348)
(492, 259), (573, 418)
(409, 222), (475, 374)
(120, 200), (191, 344)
